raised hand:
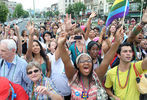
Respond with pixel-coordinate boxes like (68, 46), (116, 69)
(35, 86), (48, 95)
(58, 31), (68, 46)
(115, 26), (124, 43)
(142, 7), (147, 24)
(64, 14), (76, 33)
(89, 12), (96, 19)
(26, 21), (34, 35)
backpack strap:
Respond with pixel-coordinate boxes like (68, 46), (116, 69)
(133, 63), (142, 78)
(1, 59), (4, 67)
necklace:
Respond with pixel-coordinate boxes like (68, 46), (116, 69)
(31, 76), (43, 100)
(81, 76), (90, 99)
(117, 65), (131, 89)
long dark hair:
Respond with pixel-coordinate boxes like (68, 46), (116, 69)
(32, 40), (51, 77)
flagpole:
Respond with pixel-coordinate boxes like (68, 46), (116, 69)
(122, 0), (128, 26)
(140, 0), (144, 22)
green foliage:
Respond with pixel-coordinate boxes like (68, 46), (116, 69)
(54, 11), (60, 16)
(13, 4), (24, 18)
(66, 4), (74, 18)
(23, 10), (29, 18)
(46, 11), (54, 18)
(73, 2), (86, 16)
(66, 2), (86, 18)
(0, 2), (9, 23)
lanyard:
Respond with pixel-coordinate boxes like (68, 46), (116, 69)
(74, 43), (83, 57)
(114, 65), (131, 100)
(3, 56), (17, 82)
(80, 76), (90, 98)
(31, 76), (43, 100)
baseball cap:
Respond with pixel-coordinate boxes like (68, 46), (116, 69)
(0, 77), (10, 100)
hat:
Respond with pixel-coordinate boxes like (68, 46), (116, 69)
(0, 77), (10, 100)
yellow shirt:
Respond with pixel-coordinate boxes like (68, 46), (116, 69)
(105, 61), (143, 100)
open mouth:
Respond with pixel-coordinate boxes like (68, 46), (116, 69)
(83, 66), (90, 73)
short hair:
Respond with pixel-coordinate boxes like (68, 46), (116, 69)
(117, 42), (132, 55)
(0, 39), (17, 51)
(26, 61), (41, 73)
(74, 28), (84, 36)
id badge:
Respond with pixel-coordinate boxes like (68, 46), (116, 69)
(81, 91), (88, 99)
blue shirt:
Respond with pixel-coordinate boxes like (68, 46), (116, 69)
(0, 55), (31, 91)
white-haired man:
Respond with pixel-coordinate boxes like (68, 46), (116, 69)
(0, 39), (31, 91)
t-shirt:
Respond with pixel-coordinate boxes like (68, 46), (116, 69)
(49, 55), (71, 96)
(105, 61), (143, 100)
(69, 42), (83, 64)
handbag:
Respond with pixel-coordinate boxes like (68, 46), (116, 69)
(93, 72), (108, 100)
(133, 63), (147, 94)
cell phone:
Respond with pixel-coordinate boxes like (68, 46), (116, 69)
(74, 36), (82, 40)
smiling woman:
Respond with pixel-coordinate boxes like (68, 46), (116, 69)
(57, 15), (124, 99)
(26, 61), (63, 100)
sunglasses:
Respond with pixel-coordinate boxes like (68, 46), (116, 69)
(27, 69), (39, 75)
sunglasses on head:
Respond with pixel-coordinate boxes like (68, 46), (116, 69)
(27, 69), (39, 75)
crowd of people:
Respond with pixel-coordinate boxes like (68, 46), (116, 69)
(0, 7), (147, 100)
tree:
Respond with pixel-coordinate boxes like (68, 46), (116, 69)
(66, 4), (74, 18)
(0, 2), (9, 23)
(23, 10), (29, 18)
(46, 11), (54, 18)
(54, 11), (60, 16)
(13, 4), (24, 18)
(72, 2), (86, 17)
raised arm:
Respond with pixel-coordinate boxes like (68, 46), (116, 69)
(95, 26), (124, 81)
(84, 12), (96, 40)
(14, 24), (22, 56)
(127, 7), (147, 43)
(26, 22), (34, 62)
(142, 57), (147, 70)
(58, 31), (77, 81)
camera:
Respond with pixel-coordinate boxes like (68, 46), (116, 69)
(74, 36), (82, 40)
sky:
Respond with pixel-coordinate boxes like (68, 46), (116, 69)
(9, 0), (58, 10)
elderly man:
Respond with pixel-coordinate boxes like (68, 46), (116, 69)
(0, 39), (31, 91)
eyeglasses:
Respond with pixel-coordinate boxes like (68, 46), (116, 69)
(27, 69), (39, 75)
(79, 59), (92, 63)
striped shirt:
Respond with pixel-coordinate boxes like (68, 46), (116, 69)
(70, 71), (100, 100)
(27, 77), (58, 100)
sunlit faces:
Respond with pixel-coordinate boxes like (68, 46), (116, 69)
(10, 29), (15, 36)
(27, 66), (42, 83)
(44, 34), (51, 42)
(77, 55), (92, 76)
(88, 44), (99, 59)
(89, 30), (96, 38)
(32, 41), (41, 54)
(118, 46), (133, 63)
(110, 25), (116, 33)
(0, 43), (13, 60)
(135, 32), (144, 43)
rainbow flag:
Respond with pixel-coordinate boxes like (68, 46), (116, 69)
(106, 0), (129, 27)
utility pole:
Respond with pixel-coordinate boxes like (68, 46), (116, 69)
(33, 0), (36, 22)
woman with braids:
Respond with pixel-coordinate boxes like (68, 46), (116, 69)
(26, 22), (51, 77)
